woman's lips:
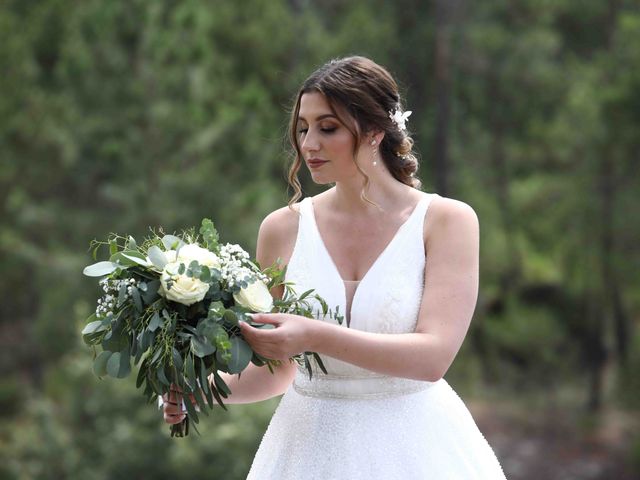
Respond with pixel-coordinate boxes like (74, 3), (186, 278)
(307, 158), (329, 169)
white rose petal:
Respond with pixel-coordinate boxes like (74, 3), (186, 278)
(177, 244), (220, 269)
(233, 280), (273, 313)
(158, 261), (210, 306)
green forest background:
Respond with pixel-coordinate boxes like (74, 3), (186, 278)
(1, 1), (639, 479)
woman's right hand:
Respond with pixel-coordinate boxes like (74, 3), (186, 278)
(162, 385), (186, 425)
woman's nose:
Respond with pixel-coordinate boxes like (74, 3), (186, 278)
(301, 129), (320, 153)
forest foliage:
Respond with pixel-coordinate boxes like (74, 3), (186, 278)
(1, 1), (639, 478)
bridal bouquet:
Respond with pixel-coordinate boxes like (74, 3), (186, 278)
(82, 219), (341, 436)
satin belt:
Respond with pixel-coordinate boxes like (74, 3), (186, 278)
(293, 368), (434, 400)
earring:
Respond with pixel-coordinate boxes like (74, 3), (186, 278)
(372, 140), (378, 166)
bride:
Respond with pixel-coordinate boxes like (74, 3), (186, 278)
(164, 56), (506, 479)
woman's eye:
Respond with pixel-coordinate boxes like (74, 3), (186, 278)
(298, 128), (308, 135)
(321, 127), (337, 134)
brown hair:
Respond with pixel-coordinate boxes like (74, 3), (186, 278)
(287, 56), (421, 206)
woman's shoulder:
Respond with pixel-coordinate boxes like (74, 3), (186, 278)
(427, 194), (477, 221)
(424, 193), (479, 241)
(259, 201), (302, 239)
(256, 201), (303, 266)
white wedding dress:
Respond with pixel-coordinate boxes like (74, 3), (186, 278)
(247, 194), (506, 480)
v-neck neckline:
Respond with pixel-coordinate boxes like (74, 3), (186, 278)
(307, 196), (427, 327)
(308, 196), (426, 285)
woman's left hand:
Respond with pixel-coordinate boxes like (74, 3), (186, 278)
(239, 313), (314, 361)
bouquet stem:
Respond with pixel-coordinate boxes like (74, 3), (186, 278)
(170, 417), (189, 437)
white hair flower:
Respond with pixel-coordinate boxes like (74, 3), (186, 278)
(389, 108), (412, 131)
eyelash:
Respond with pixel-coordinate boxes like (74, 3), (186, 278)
(298, 127), (337, 135)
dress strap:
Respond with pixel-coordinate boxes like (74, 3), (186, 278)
(398, 193), (438, 237)
(296, 197), (315, 239)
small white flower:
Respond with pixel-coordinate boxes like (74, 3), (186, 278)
(389, 108), (412, 131)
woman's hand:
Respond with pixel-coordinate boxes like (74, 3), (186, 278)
(162, 384), (199, 425)
(239, 313), (315, 361)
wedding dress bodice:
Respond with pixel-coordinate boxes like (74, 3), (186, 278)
(247, 193), (507, 480)
(285, 195), (437, 398)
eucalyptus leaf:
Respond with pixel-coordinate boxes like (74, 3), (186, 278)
(208, 301), (225, 318)
(182, 394), (199, 424)
(210, 382), (227, 409)
(199, 266), (211, 282)
(193, 386), (208, 415)
(102, 325), (128, 352)
(106, 352), (122, 378)
(147, 246), (167, 270)
(126, 236), (137, 250)
(162, 234), (184, 250)
(131, 287), (143, 312)
(117, 347), (132, 378)
(227, 336), (252, 374)
(191, 335), (216, 358)
(117, 282), (127, 307)
(93, 350), (112, 377)
(223, 309), (238, 326)
(312, 352), (328, 375)
(83, 261), (119, 277)
(136, 359), (148, 388)
(213, 371), (231, 396)
(140, 280), (160, 303)
(148, 311), (162, 332)
(199, 360), (214, 409)
(105, 346), (131, 379)
(186, 355), (197, 390)
(150, 346), (163, 365)
(82, 320), (107, 335)
(120, 252), (151, 267)
(157, 366), (170, 386)
(171, 348), (183, 371)
(186, 260), (201, 278)
(138, 329), (152, 351)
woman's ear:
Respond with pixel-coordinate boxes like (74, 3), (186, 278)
(367, 130), (385, 146)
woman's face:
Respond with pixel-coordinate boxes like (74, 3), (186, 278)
(297, 92), (367, 185)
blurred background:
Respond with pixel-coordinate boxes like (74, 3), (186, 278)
(1, 1), (639, 479)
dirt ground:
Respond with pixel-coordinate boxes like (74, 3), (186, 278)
(469, 399), (639, 480)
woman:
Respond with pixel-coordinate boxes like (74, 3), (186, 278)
(164, 56), (506, 479)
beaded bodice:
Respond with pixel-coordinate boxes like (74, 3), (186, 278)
(285, 194), (438, 399)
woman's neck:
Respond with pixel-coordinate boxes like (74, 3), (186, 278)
(330, 175), (414, 215)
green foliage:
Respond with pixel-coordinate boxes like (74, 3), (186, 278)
(1, 0), (639, 476)
(0, 354), (277, 480)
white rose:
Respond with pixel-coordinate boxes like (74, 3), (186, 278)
(233, 280), (273, 313)
(177, 244), (220, 269)
(158, 261), (210, 306)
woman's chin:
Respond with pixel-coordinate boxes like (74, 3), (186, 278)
(309, 173), (334, 185)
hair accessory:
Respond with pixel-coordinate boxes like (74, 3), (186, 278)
(389, 107), (412, 131)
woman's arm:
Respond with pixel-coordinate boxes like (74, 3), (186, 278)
(210, 205), (301, 403)
(240, 197), (479, 383)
